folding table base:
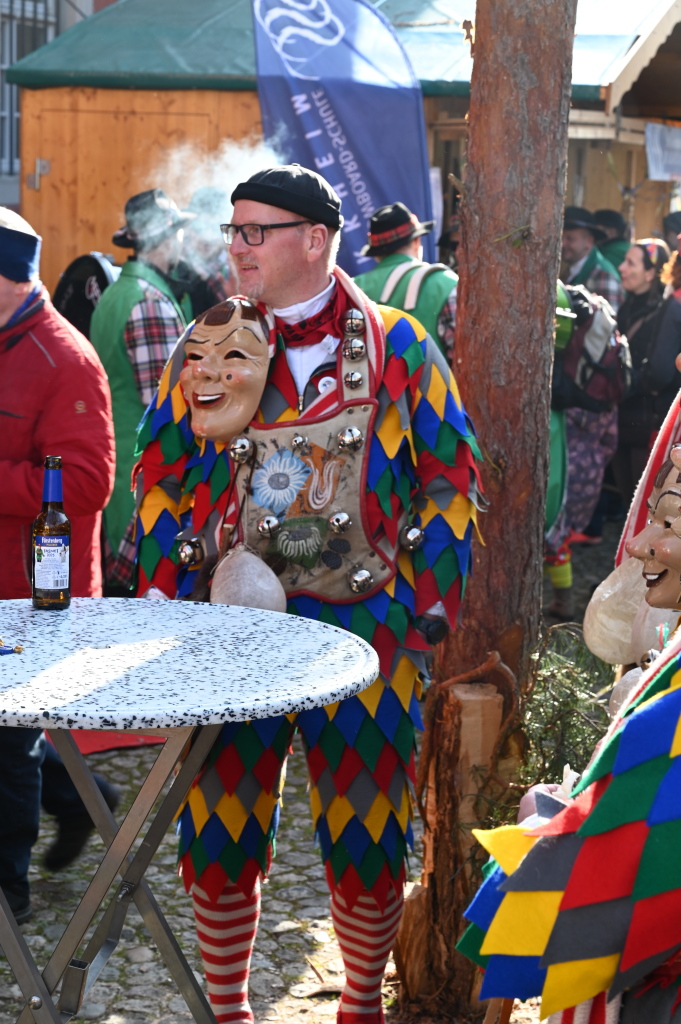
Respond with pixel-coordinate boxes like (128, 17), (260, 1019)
(0, 723), (223, 1024)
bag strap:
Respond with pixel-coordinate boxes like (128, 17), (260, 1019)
(403, 263), (452, 310)
(379, 261), (424, 304)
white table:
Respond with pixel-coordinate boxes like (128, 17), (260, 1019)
(0, 598), (379, 1024)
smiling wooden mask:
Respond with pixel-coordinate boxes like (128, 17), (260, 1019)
(180, 298), (270, 443)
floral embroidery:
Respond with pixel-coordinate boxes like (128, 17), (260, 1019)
(252, 448), (311, 515)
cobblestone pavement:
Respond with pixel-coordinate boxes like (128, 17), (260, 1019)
(0, 527), (620, 1024)
(0, 734), (422, 1024)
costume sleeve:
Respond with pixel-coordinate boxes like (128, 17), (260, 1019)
(0, 336), (115, 521)
(640, 295), (681, 396)
(370, 307), (483, 628)
(123, 294), (184, 406)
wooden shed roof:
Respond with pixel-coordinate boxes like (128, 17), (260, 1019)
(5, 0), (679, 103)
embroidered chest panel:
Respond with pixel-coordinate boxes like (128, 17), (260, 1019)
(235, 403), (406, 602)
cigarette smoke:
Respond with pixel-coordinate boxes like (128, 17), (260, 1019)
(144, 133), (286, 253)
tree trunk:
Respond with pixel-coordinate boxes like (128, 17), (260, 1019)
(395, 0), (578, 1015)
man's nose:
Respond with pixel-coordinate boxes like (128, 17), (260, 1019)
(230, 229), (250, 255)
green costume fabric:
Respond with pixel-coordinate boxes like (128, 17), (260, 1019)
(90, 260), (185, 557)
(568, 246), (620, 288)
(546, 410), (567, 533)
(354, 253), (457, 354)
(599, 237), (630, 270)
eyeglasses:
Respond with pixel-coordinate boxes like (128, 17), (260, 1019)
(220, 221), (311, 246)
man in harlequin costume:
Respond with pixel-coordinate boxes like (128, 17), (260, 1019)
(131, 164), (482, 1024)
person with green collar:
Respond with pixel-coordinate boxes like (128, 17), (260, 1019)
(353, 202), (458, 360)
(594, 207), (631, 270)
(561, 206), (624, 549)
(90, 188), (192, 589)
(562, 205), (624, 312)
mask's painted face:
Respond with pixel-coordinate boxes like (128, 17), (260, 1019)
(180, 299), (269, 443)
(626, 456), (681, 609)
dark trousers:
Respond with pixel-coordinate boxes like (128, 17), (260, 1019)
(0, 728), (116, 896)
(0, 728), (45, 899)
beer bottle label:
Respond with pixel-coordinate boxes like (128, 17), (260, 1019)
(34, 535), (70, 591)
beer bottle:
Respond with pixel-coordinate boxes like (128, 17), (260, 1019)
(32, 456), (71, 610)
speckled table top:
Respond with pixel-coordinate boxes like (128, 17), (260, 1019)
(0, 598), (379, 730)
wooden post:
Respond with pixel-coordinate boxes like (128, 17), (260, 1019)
(395, 0), (579, 1015)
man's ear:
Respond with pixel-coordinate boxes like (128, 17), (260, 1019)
(306, 223), (329, 263)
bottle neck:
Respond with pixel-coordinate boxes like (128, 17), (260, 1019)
(42, 468), (64, 507)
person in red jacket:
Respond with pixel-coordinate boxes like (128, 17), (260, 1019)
(0, 207), (118, 922)
(0, 212), (115, 597)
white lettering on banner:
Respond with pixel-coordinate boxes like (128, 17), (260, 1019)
(291, 93), (312, 115)
(333, 182), (349, 199)
(305, 129), (323, 139)
(309, 88), (376, 224)
(254, 0), (345, 81)
(315, 153), (335, 170)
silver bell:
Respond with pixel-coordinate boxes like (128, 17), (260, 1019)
(348, 567), (374, 594)
(291, 434), (308, 453)
(338, 426), (364, 452)
(329, 511), (352, 534)
(258, 515), (281, 539)
(341, 308), (365, 336)
(177, 538), (205, 566)
(342, 337), (366, 362)
(400, 524), (425, 551)
(229, 436), (255, 464)
(29, 998), (43, 1011)
(343, 371), (363, 390)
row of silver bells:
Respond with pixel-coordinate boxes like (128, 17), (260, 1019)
(228, 425), (365, 463)
(342, 309), (366, 389)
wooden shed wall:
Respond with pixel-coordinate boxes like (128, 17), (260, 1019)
(565, 138), (673, 241)
(20, 87), (262, 293)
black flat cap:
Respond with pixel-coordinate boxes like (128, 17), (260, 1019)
(563, 206), (606, 242)
(231, 164), (343, 230)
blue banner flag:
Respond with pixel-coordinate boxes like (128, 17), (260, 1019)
(252, 0), (434, 276)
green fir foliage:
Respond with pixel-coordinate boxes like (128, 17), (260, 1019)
(520, 623), (613, 790)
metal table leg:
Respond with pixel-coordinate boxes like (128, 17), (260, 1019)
(8, 723), (222, 1024)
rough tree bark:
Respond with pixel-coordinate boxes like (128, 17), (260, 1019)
(394, 0), (579, 1016)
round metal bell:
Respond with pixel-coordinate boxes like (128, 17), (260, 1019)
(341, 308), (365, 336)
(343, 371), (363, 390)
(258, 515), (281, 539)
(177, 538), (205, 566)
(328, 511), (352, 534)
(348, 567), (374, 594)
(400, 524), (425, 551)
(291, 434), (308, 453)
(338, 426), (364, 452)
(342, 337), (366, 361)
(228, 436), (255, 464)
(29, 998), (43, 1011)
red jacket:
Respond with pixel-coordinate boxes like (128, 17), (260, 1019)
(0, 291), (115, 598)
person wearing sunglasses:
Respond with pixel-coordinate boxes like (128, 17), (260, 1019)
(613, 237), (681, 505)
